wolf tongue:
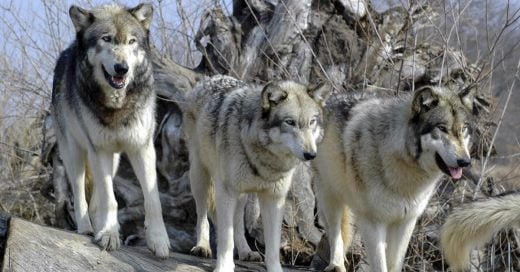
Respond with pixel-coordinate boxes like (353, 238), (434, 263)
(449, 167), (463, 180)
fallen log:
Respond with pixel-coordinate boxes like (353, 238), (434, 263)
(0, 213), (314, 272)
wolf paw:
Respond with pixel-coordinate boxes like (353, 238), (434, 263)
(191, 246), (212, 258)
(147, 236), (170, 259)
(94, 229), (121, 251)
(214, 265), (235, 272)
(265, 263), (283, 272)
(77, 225), (94, 236)
(324, 264), (346, 272)
(76, 218), (94, 235)
(146, 226), (170, 259)
(238, 251), (262, 262)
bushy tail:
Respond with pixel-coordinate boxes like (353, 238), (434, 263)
(440, 193), (520, 271)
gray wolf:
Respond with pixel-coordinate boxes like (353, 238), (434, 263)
(441, 192), (520, 271)
(51, 3), (170, 258)
(313, 86), (474, 272)
(183, 75), (331, 272)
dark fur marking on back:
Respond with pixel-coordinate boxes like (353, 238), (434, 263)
(324, 93), (367, 189)
(350, 145), (365, 190)
(208, 91), (227, 138)
(203, 79), (247, 137)
(221, 95), (242, 148)
(349, 126), (365, 189)
(326, 93), (363, 129)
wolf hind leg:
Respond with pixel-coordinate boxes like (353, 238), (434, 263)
(235, 194), (262, 262)
(386, 218), (417, 272)
(189, 155), (213, 258)
(60, 138), (93, 235)
(88, 150), (121, 251)
(127, 140), (170, 258)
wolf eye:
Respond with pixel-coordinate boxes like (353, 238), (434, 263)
(437, 125), (448, 133)
(129, 38), (136, 45)
(310, 119), (317, 126)
(285, 119), (296, 126)
(101, 36), (112, 42)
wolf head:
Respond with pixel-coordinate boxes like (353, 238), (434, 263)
(260, 81), (332, 161)
(411, 86), (474, 179)
(69, 4), (153, 108)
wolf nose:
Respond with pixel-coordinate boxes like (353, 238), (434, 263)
(114, 63), (129, 75)
(303, 152), (317, 161)
(457, 158), (471, 167)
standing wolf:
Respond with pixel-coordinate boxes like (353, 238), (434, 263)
(441, 192), (520, 271)
(51, 4), (170, 258)
(183, 75), (331, 272)
(313, 86), (474, 272)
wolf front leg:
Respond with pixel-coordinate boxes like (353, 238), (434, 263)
(127, 139), (171, 258)
(258, 191), (285, 272)
(359, 218), (388, 272)
(386, 218), (417, 272)
(88, 149), (121, 250)
(214, 184), (238, 272)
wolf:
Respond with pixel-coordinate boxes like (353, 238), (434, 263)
(441, 192), (520, 271)
(183, 75), (331, 272)
(312, 86), (474, 272)
(51, 3), (170, 258)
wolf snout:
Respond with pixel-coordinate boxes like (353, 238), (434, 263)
(114, 63), (129, 75)
(303, 151), (317, 161)
(457, 158), (471, 168)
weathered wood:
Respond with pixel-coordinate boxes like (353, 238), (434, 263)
(2, 217), (315, 272)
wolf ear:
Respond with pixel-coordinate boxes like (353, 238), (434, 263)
(459, 86), (475, 111)
(128, 3), (154, 31)
(69, 6), (94, 32)
(308, 82), (332, 107)
(412, 86), (439, 114)
(261, 83), (288, 113)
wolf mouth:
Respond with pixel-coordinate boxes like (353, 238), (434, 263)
(102, 65), (126, 89)
(435, 153), (463, 180)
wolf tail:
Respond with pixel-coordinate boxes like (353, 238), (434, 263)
(440, 193), (520, 271)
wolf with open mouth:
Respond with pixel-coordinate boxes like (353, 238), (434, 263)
(313, 85), (475, 272)
(51, 3), (170, 258)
